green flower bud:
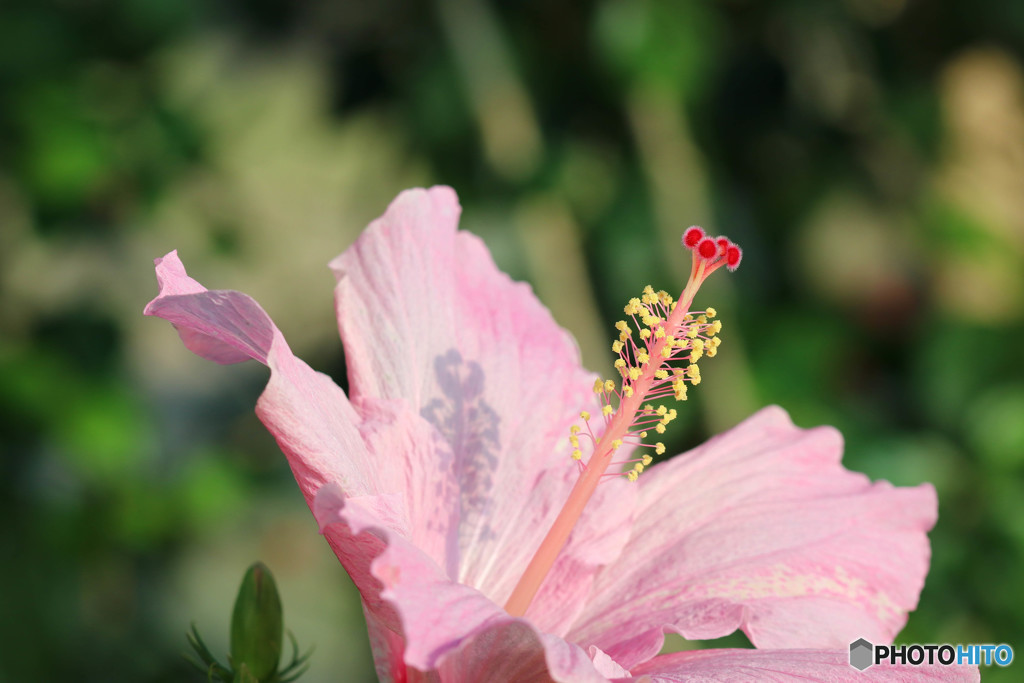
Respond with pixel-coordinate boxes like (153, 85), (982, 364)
(230, 562), (283, 681)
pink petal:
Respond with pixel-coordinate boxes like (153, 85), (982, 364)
(435, 626), (610, 683)
(329, 187), (633, 615)
(362, 607), (407, 683)
(569, 406), (937, 669)
(145, 252), (461, 570)
(627, 649), (979, 682)
(355, 397), (464, 574)
(590, 646), (632, 678)
(314, 483), (608, 683)
(145, 251), (361, 501)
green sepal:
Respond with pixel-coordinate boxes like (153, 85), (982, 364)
(277, 630), (314, 683)
(184, 623), (232, 682)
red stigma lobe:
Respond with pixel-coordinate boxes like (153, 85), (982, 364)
(697, 238), (718, 259)
(683, 226), (705, 249)
(726, 245), (742, 271)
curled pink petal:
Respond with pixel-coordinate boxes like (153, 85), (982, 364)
(145, 251), (273, 364)
(145, 251), (363, 503)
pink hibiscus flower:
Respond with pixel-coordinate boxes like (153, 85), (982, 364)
(146, 187), (977, 682)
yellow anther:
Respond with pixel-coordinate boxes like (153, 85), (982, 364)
(690, 339), (704, 363)
(655, 423), (666, 434)
(623, 385), (634, 398)
(686, 326), (699, 339)
(654, 327), (666, 339)
(572, 449), (582, 460)
(570, 435), (579, 447)
(654, 369), (669, 380)
(643, 285), (656, 297)
(614, 358), (627, 370)
(594, 378), (605, 393)
(658, 290), (673, 305)
(615, 320), (629, 332)
(706, 346), (717, 358)
(605, 379), (616, 393)
(633, 462), (644, 473)
(642, 315), (660, 327)
(661, 345), (672, 359)
(628, 366), (642, 381)
(637, 351), (650, 365)
(710, 336), (721, 347)
(581, 411), (591, 421)
(640, 329), (651, 340)
(657, 405), (667, 416)
(570, 425), (580, 434)
(686, 364), (700, 379)
(612, 340), (624, 354)
(697, 315), (707, 324)
(602, 405), (614, 417)
(711, 320), (722, 334)
(705, 307), (717, 318)
(626, 470), (639, 482)
(667, 408), (677, 420)
(640, 431), (648, 438)
(644, 404), (654, 412)
(655, 442), (666, 455)
(641, 454), (654, 466)
(672, 379), (687, 396)
(612, 439), (623, 450)
(619, 330), (631, 342)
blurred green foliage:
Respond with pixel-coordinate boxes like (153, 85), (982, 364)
(1, 0), (1022, 681)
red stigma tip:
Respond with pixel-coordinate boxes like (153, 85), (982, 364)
(726, 245), (742, 271)
(683, 226), (704, 249)
(716, 237), (729, 253)
(697, 238), (718, 259)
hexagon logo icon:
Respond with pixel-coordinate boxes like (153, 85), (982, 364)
(849, 638), (874, 671)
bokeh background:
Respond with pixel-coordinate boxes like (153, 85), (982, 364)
(2, 0), (1022, 681)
